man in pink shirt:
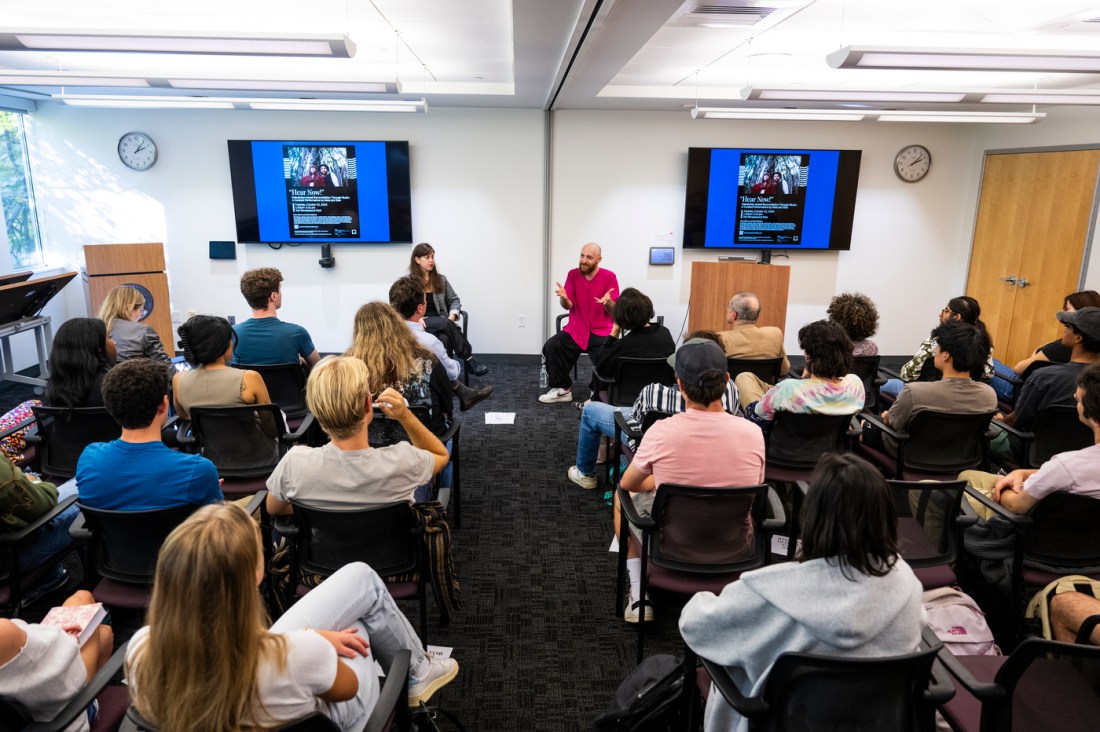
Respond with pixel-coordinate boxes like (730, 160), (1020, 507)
(539, 242), (619, 404)
(615, 339), (766, 622)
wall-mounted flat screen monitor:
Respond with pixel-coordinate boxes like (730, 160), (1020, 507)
(683, 147), (862, 251)
(227, 140), (412, 244)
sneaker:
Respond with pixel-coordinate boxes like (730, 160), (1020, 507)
(465, 357), (489, 377)
(568, 465), (597, 490)
(624, 595), (654, 623)
(539, 387), (572, 404)
(408, 658), (459, 707)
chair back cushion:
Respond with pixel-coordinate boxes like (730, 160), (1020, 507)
(650, 484), (769, 573)
(31, 406), (121, 479)
(888, 480), (966, 569)
(1026, 405), (1094, 467)
(189, 405), (288, 477)
(237, 363), (308, 419)
(902, 411), (995, 473)
(1025, 493), (1100, 569)
(607, 358), (676, 408)
(292, 501), (419, 578)
(851, 355), (882, 411)
(726, 357), (784, 385)
(767, 412), (854, 469)
(77, 503), (201, 583)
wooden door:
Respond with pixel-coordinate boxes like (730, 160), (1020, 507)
(966, 150), (1100, 367)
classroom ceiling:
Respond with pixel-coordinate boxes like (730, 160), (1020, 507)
(3, 0), (1100, 117)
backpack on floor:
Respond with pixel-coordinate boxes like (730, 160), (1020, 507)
(1024, 574), (1100, 640)
(923, 587), (998, 656)
(593, 654), (684, 731)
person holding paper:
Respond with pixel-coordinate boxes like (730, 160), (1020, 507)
(0, 589), (114, 731)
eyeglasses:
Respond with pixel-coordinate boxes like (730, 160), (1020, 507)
(940, 307), (952, 316)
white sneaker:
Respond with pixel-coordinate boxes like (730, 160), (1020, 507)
(624, 595), (654, 623)
(568, 465), (598, 490)
(538, 387), (573, 404)
(408, 657), (459, 707)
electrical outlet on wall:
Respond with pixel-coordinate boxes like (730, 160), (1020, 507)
(187, 309), (197, 319)
(227, 315), (236, 325)
(518, 315), (526, 327)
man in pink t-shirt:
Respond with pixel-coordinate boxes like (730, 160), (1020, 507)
(616, 339), (766, 622)
(539, 242), (619, 404)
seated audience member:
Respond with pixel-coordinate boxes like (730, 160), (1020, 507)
(862, 321), (997, 456)
(0, 589), (114, 729)
(616, 339), (765, 621)
(719, 292), (789, 373)
(1012, 290), (1100, 374)
(1050, 591), (1100, 644)
(587, 287), (675, 398)
(0, 454), (79, 604)
(173, 315), (272, 420)
(881, 296), (996, 398)
(962, 361), (1100, 519)
(680, 453), (923, 732)
(388, 276), (493, 412)
(77, 358), (222, 510)
(991, 307), (1100, 464)
(409, 243), (489, 376)
(827, 292), (879, 357)
(345, 302), (454, 438)
(567, 332), (738, 490)
(266, 356), (448, 514)
(98, 285), (171, 364)
(232, 267), (321, 367)
(126, 504), (458, 730)
(736, 320), (864, 429)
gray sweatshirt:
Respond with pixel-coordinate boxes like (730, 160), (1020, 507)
(679, 556), (925, 732)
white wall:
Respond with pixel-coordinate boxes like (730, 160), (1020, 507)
(549, 110), (987, 356)
(24, 106), (547, 358)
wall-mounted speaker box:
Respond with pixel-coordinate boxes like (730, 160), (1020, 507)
(209, 241), (237, 260)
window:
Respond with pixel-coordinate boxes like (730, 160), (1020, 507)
(0, 111), (44, 268)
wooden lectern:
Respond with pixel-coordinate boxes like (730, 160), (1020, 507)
(84, 243), (174, 353)
(688, 262), (790, 334)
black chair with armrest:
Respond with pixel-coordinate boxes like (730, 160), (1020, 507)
(368, 405), (462, 528)
(937, 628), (1100, 732)
(963, 488), (1100, 633)
(763, 411), (860, 485)
(453, 309), (471, 386)
(555, 313), (585, 381)
(235, 362), (309, 423)
(888, 479), (977, 591)
(609, 410), (672, 488)
(0, 495), (78, 616)
(591, 356), (676, 407)
(274, 500), (433, 643)
(852, 355), (885, 413)
(71, 493), (264, 611)
(25, 406), (122, 482)
(995, 359), (1057, 412)
(726, 357), (784, 386)
(856, 411), (997, 481)
(989, 405), (1093, 471)
(0, 640), (131, 732)
(617, 483), (786, 662)
(699, 631), (953, 732)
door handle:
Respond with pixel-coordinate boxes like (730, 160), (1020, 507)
(998, 275), (1017, 285)
(1017, 277), (1030, 288)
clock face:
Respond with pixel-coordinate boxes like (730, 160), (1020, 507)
(895, 145), (931, 183)
(118, 132), (157, 171)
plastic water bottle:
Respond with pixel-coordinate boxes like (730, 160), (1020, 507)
(539, 356), (548, 389)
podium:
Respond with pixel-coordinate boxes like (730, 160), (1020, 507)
(688, 262), (790, 334)
(83, 243), (174, 354)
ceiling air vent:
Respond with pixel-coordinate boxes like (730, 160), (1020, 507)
(688, 4), (778, 25)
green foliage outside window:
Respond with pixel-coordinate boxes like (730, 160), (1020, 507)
(0, 112), (44, 268)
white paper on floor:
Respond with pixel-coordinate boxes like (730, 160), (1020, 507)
(484, 412), (516, 424)
(770, 534), (801, 556)
(609, 535), (619, 553)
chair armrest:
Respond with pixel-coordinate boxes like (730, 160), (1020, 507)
(786, 366), (804, 379)
(962, 485), (1032, 526)
(859, 411), (909, 442)
(1076, 615), (1100, 645)
(878, 366), (902, 379)
(175, 420), (196, 448)
(365, 649), (411, 732)
(283, 412), (315, 444)
(794, 480), (811, 497)
(241, 490), (267, 516)
(933, 636), (1006, 702)
(847, 415), (863, 439)
(438, 414), (462, 444)
(590, 364), (615, 386)
(0, 494), (78, 544)
(0, 414), (35, 441)
(613, 410), (641, 440)
(699, 658), (769, 718)
(458, 310), (469, 337)
(272, 513), (300, 539)
(617, 488), (655, 531)
(957, 495), (979, 528)
(68, 508), (91, 542)
(988, 419), (1033, 442)
(555, 313), (567, 333)
(26, 640), (129, 732)
(763, 487), (786, 531)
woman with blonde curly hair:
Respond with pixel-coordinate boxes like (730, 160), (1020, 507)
(97, 285), (171, 364)
(345, 302), (453, 437)
(826, 292), (879, 357)
(126, 502), (458, 732)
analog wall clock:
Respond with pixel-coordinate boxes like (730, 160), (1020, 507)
(118, 131), (158, 171)
(894, 144), (931, 183)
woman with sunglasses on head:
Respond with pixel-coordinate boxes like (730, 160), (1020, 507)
(408, 243), (489, 377)
(172, 315), (270, 420)
(97, 285), (171, 365)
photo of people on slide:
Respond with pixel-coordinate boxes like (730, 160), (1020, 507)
(283, 145), (361, 239)
(736, 153), (809, 245)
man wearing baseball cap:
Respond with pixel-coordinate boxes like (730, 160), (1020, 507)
(992, 306), (1100, 463)
(614, 338), (765, 623)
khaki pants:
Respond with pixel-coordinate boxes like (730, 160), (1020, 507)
(734, 372), (772, 410)
(959, 470), (1001, 521)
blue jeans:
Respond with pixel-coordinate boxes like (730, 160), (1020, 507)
(270, 562), (428, 730)
(22, 479), (79, 574)
(881, 378), (903, 398)
(575, 402), (630, 477)
(991, 360), (1016, 402)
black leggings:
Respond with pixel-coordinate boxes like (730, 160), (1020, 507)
(424, 315), (473, 360)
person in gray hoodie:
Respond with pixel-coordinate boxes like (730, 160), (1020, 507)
(679, 453), (926, 732)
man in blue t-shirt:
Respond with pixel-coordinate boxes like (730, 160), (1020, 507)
(233, 267), (320, 367)
(77, 358), (222, 510)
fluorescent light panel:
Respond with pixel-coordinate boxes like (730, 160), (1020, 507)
(0, 31), (355, 58)
(168, 79), (394, 93)
(829, 45), (1100, 72)
(747, 88), (966, 103)
(980, 92), (1100, 105)
(62, 98), (235, 109)
(54, 93), (425, 112)
(248, 99), (426, 112)
(691, 107), (1044, 123)
(874, 111), (1043, 123)
(0, 74), (150, 87)
(691, 107), (865, 121)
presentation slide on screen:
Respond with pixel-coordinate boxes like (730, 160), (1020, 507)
(245, 141), (392, 243)
(704, 148), (842, 249)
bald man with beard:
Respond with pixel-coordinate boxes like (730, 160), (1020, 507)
(539, 243), (619, 404)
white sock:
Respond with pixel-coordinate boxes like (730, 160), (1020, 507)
(627, 558), (642, 603)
